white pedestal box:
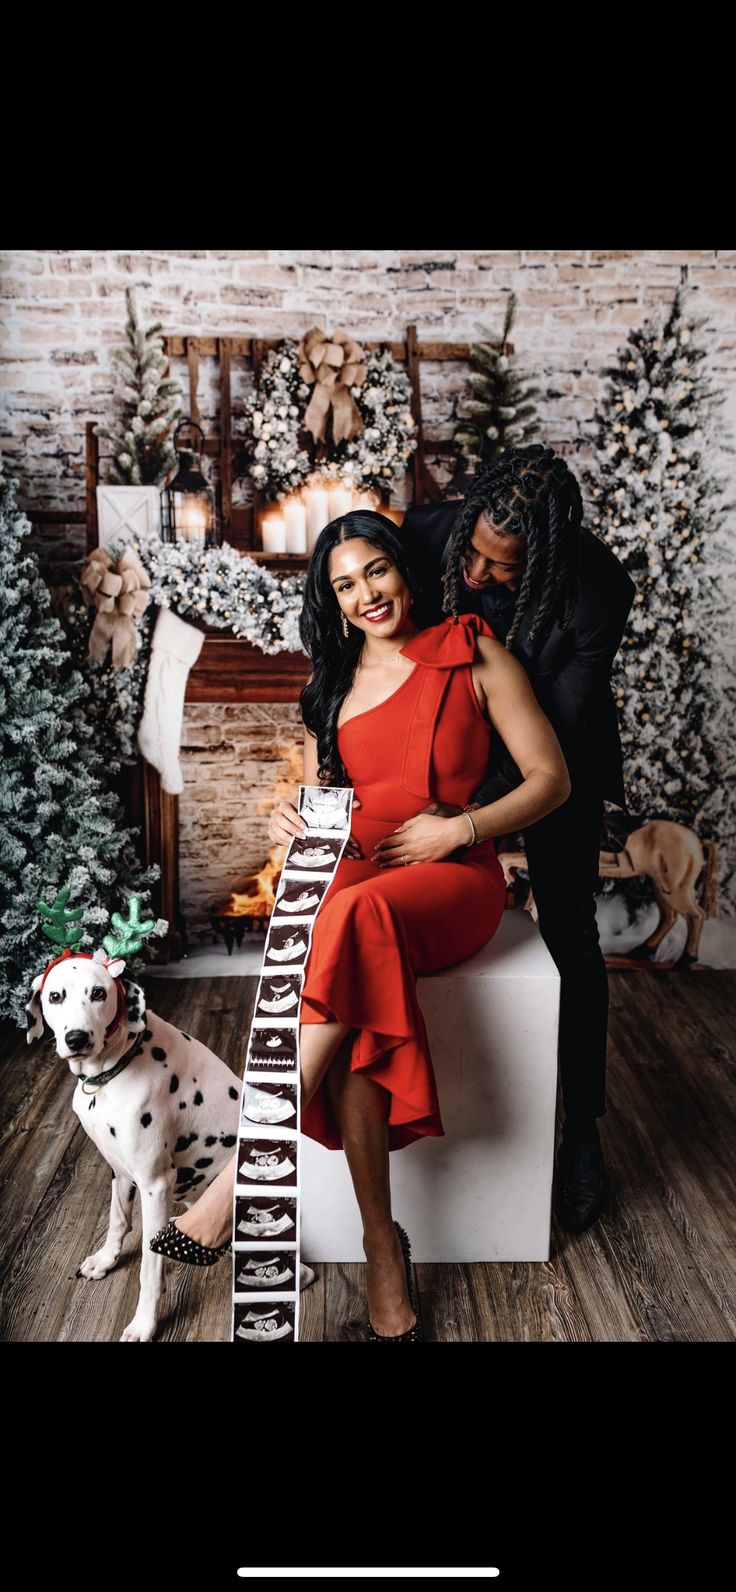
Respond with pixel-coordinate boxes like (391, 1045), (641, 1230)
(96, 485), (161, 551)
(300, 910), (560, 1263)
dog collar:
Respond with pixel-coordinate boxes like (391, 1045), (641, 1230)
(40, 948), (127, 1041)
(79, 1034), (145, 1095)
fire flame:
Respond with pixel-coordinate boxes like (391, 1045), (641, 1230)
(217, 755), (304, 919)
(227, 846), (287, 918)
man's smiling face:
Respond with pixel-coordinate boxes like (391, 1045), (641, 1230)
(462, 511), (526, 593)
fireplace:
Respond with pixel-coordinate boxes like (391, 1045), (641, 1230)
(209, 843), (287, 952)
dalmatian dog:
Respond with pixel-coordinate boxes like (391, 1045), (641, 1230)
(25, 947), (313, 1342)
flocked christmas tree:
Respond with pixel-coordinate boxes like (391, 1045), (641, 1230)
(586, 285), (735, 907)
(95, 287), (181, 484)
(453, 293), (541, 470)
(0, 465), (158, 1025)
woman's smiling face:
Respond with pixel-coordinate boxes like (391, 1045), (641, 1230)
(328, 537), (412, 639)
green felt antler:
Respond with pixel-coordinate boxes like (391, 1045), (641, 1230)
(38, 887), (85, 949)
(102, 895), (157, 959)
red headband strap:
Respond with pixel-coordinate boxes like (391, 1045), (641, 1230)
(39, 949), (127, 1039)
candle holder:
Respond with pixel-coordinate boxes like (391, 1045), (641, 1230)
(161, 418), (219, 548)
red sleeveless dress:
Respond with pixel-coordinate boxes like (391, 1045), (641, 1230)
(299, 613), (507, 1151)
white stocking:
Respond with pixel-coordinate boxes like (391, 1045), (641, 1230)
(137, 607), (204, 794)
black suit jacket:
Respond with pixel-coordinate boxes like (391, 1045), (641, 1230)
(402, 500), (636, 810)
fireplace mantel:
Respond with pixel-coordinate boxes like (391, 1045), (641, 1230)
(186, 627), (311, 704)
(139, 630), (310, 962)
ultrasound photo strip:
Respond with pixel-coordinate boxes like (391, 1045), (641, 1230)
(232, 783), (354, 1344)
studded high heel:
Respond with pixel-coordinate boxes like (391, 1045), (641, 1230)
(367, 1221), (423, 1342)
(149, 1219), (231, 1267)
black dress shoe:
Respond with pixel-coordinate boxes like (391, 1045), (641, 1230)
(149, 1219), (231, 1266)
(555, 1141), (610, 1233)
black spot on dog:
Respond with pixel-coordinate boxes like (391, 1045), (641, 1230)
(220, 1134), (236, 1147)
(191, 1174), (206, 1186)
(152, 1047), (166, 1061)
(175, 1167), (195, 1184)
(128, 1031), (135, 1040)
(204, 1135), (217, 1147)
(128, 1185), (136, 1201)
(88, 1098), (96, 1111)
(193, 1091), (203, 1106)
(140, 1112), (152, 1127)
(128, 1007), (140, 1023)
(169, 1074), (179, 1093)
(175, 1133), (199, 1153)
(111, 1170), (115, 1178)
(193, 1077), (197, 1082)
(179, 1101), (187, 1110)
(182, 1033), (192, 1042)
(229, 1087), (238, 1099)
(142, 1028), (152, 1041)
(109, 1126), (116, 1137)
(195, 1157), (213, 1169)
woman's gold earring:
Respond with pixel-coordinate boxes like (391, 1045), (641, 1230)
(341, 613), (349, 639)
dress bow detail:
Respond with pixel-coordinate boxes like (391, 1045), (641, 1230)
(398, 615), (496, 798)
(398, 612), (497, 669)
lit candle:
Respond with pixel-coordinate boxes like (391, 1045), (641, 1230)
(283, 499), (307, 554)
(178, 495), (207, 543)
(262, 516), (286, 553)
(305, 486), (329, 551)
(351, 489), (379, 512)
(328, 485), (353, 524)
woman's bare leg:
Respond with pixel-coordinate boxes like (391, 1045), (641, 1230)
(174, 1019), (349, 1248)
(325, 1041), (416, 1336)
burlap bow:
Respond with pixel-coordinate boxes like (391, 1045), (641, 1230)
(297, 327), (367, 444)
(80, 546), (152, 667)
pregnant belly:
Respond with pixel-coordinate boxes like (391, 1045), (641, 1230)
(350, 806), (501, 871)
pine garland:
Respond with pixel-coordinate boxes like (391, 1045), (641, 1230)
(586, 286), (735, 909)
(134, 535), (307, 655)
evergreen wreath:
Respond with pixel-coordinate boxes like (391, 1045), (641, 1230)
(242, 339), (417, 500)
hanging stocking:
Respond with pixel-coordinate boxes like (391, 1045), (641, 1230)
(137, 607), (205, 794)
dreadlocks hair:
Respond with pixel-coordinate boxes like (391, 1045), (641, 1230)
(442, 443), (583, 651)
(299, 510), (431, 788)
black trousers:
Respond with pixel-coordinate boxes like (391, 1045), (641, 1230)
(520, 787), (608, 1121)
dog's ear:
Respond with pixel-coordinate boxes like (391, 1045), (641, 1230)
(122, 978), (146, 1033)
(25, 974), (45, 1044)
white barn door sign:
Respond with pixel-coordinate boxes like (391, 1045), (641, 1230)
(232, 784), (354, 1343)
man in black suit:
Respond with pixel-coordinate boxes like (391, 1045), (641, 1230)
(403, 444), (636, 1232)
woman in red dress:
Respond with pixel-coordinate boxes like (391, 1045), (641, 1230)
(152, 511), (570, 1340)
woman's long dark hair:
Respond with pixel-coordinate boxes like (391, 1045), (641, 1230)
(299, 510), (430, 787)
(442, 443), (583, 649)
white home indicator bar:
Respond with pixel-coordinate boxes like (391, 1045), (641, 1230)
(237, 1572), (500, 1580)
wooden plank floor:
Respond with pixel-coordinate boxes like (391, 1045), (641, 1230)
(1, 971), (734, 1343)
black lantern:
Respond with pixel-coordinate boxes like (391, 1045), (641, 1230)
(161, 418), (219, 547)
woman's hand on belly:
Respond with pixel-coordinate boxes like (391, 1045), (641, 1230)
(372, 810), (470, 867)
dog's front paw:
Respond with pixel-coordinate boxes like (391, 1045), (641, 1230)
(120, 1315), (157, 1343)
(76, 1248), (118, 1280)
(299, 1262), (316, 1290)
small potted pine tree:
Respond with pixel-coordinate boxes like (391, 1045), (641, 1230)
(95, 287), (182, 549)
